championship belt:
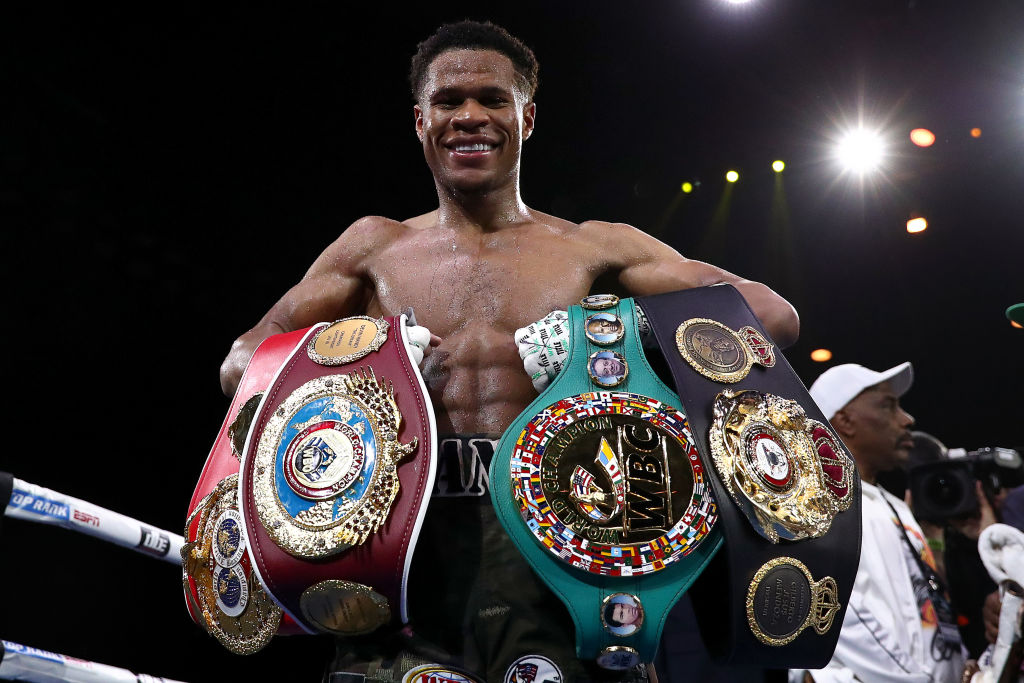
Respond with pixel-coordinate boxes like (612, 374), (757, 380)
(636, 285), (860, 668)
(491, 295), (722, 669)
(183, 315), (436, 652)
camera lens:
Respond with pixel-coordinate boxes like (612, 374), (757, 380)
(923, 472), (966, 511)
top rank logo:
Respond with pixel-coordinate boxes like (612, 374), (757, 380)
(9, 489), (70, 521)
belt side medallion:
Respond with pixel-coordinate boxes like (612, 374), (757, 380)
(252, 368), (418, 558)
(510, 392), (717, 576)
(182, 474), (282, 654)
(675, 318), (774, 383)
(746, 557), (840, 646)
(708, 390), (853, 542)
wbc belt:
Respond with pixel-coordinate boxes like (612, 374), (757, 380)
(636, 285), (860, 668)
(491, 295), (722, 669)
(183, 315), (436, 653)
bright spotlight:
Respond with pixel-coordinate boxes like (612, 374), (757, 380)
(970, 127), (982, 138)
(681, 182), (694, 194)
(836, 128), (885, 174)
(810, 349), (833, 362)
(725, 170), (739, 183)
(906, 217), (928, 233)
(772, 160), (785, 173)
(910, 128), (935, 147)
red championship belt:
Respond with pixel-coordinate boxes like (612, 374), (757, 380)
(183, 328), (310, 653)
(238, 315), (436, 637)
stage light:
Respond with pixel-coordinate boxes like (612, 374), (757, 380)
(910, 128), (935, 147)
(681, 182), (694, 193)
(725, 170), (739, 183)
(810, 349), (833, 362)
(772, 160), (785, 172)
(906, 217), (928, 233)
(970, 128), (982, 138)
(835, 127), (885, 174)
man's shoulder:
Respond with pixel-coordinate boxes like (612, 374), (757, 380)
(340, 213), (435, 244)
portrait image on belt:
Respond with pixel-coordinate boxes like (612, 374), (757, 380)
(585, 312), (625, 345)
(602, 594), (645, 637)
(589, 351), (628, 386)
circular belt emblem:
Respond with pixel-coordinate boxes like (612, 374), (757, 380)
(182, 474), (282, 655)
(709, 390), (853, 542)
(284, 421), (366, 500)
(675, 318), (774, 383)
(510, 392), (717, 576)
(252, 369), (417, 559)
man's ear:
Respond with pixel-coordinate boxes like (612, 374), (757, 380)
(522, 102), (536, 141)
(830, 408), (855, 439)
(414, 104), (424, 142)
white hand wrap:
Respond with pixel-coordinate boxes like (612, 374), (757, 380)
(404, 324), (432, 366)
(515, 310), (570, 393)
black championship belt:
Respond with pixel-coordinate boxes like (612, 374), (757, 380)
(637, 284), (861, 668)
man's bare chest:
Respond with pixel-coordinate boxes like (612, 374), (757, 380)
(366, 238), (597, 333)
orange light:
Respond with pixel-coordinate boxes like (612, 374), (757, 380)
(907, 217), (928, 233)
(810, 349), (833, 362)
(971, 128), (982, 138)
(1013, 321), (1023, 329)
(910, 128), (935, 147)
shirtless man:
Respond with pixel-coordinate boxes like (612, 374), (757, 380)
(219, 20), (798, 682)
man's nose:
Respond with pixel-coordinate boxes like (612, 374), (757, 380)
(452, 99), (488, 129)
(900, 407), (915, 427)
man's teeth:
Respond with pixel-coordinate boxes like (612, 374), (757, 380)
(454, 143), (493, 152)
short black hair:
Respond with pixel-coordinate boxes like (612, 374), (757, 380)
(409, 20), (539, 101)
(604, 602), (624, 627)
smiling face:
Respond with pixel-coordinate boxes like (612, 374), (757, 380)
(593, 357), (624, 378)
(414, 49), (535, 195)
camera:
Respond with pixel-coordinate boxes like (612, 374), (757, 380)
(908, 447), (1024, 523)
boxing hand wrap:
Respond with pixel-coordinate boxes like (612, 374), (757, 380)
(515, 310), (570, 392)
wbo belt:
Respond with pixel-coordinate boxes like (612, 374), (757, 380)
(637, 285), (861, 669)
(183, 315), (436, 653)
(490, 295), (722, 669)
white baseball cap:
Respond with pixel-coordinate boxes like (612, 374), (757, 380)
(808, 362), (914, 421)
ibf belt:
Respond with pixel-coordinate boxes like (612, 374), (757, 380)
(637, 285), (860, 669)
(184, 315), (436, 652)
(183, 327), (310, 653)
(491, 296), (722, 668)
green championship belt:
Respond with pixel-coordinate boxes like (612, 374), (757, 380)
(490, 295), (722, 669)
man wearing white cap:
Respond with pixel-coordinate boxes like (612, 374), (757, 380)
(794, 362), (967, 683)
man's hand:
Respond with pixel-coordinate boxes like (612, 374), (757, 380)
(950, 482), (999, 541)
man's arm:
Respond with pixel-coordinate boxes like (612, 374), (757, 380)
(218, 217), (384, 396)
(602, 223), (800, 347)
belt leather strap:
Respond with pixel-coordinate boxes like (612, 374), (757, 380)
(491, 297), (723, 666)
(637, 284), (861, 668)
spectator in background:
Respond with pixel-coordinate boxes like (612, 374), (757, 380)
(793, 362), (967, 683)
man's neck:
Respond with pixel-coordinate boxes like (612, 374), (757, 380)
(435, 182), (531, 231)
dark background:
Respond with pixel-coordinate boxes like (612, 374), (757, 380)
(2, 1), (1022, 680)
